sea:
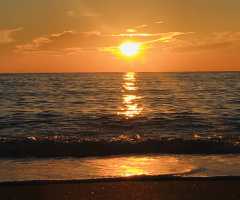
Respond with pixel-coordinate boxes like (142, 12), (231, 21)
(0, 72), (240, 182)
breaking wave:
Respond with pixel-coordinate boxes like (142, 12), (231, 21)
(0, 135), (239, 158)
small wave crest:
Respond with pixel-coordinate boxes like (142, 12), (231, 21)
(0, 135), (239, 158)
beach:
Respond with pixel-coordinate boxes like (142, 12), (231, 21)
(1, 177), (240, 200)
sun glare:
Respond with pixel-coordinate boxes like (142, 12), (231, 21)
(119, 42), (140, 56)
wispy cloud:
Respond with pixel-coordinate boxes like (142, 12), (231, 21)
(63, 47), (100, 55)
(0, 27), (23, 44)
(98, 46), (117, 52)
(83, 31), (102, 36)
(141, 32), (192, 44)
(134, 21), (164, 30)
(126, 29), (137, 33)
(111, 33), (160, 37)
(110, 32), (191, 38)
(135, 24), (148, 29)
(91, 31), (193, 54)
(171, 31), (240, 54)
(15, 31), (76, 54)
(212, 31), (240, 43)
(14, 28), (193, 56)
(125, 21), (166, 34)
(172, 41), (234, 53)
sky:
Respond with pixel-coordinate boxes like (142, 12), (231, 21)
(0, 0), (240, 73)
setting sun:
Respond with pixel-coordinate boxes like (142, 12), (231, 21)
(119, 42), (140, 56)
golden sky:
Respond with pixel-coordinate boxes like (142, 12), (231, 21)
(0, 0), (240, 72)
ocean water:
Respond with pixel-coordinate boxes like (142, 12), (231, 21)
(0, 72), (240, 182)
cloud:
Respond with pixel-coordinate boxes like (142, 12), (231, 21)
(172, 41), (234, 53)
(212, 31), (240, 43)
(0, 27), (23, 44)
(111, 33), (160, 37)
(14, 28), (192, 56)
(171, 31), (240, 54)
(141, 32), (192, 44)
(15, 31), (76, 54)
(134, 21), (164, 29)
(126, 29), (137, 33)
(98, 46), (117, 52)
(97, 31), (193, 54)
(83, 31), (102, 36)
(63, 47), (89, 55)
(135, 24), (147, 29)
(110, 32), (191, 38)
(107, 32), (193, 47)
(94, 31), (193, 54)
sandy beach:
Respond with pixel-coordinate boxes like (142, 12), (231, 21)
(0, 177), (239, 200)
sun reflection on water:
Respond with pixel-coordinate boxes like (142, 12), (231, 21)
(118, 157), (153, 176)
(117, 72), (143, 119)
(87, 155), (191, 178)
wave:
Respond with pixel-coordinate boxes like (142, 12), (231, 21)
(0, 135), (239, 158)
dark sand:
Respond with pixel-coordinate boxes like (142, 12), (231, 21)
(0, 177), (240, 200)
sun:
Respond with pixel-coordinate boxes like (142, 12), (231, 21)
(119, 42), (140, 56)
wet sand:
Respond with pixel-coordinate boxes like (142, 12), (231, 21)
(0, 177), (240, 200)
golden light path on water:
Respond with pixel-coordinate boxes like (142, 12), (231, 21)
(117, 72), (143, 119)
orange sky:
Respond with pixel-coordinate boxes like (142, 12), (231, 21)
(0, 0), (240, 72)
